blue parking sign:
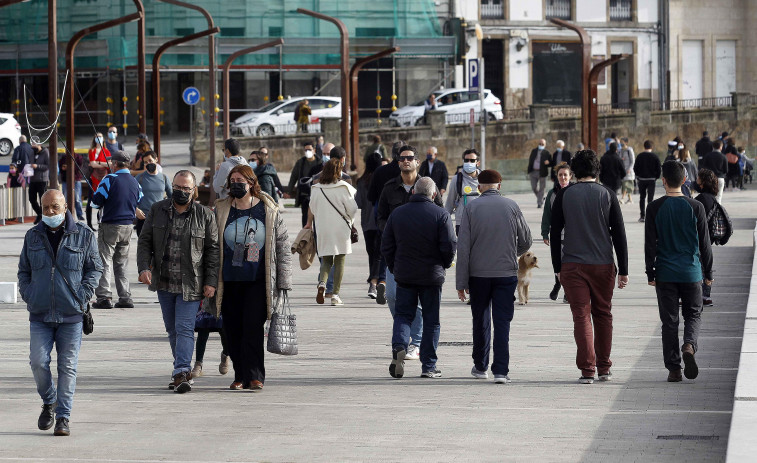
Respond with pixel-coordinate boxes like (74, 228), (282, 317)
(182, 87), (200, 106)
(468, 59), (479, 93)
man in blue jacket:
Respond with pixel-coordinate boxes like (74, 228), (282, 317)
(18, 190), (103, 436)
(381, 177), (457, 379)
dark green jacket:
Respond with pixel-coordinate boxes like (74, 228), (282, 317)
(136, 199), (220, 302)
(255, 163), (278, 199)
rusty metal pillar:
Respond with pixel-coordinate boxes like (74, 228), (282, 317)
(65, 13), (142, 213)
(133, 0), (146, 134)
(550, 18), (591, 147)
(152, 27), (219, 162)
(48, 0), (59, 191)
(349, 47), (399, 171)
(297, 8), (350, 154)
(588, 54), (630, 152)
(222, 40), (285, 141)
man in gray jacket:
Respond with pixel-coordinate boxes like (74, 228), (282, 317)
(456, 170), (532, 384)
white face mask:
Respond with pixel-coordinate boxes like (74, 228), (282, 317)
(304, 150), (314, 159)
(678, 145), (684, 150)
(538, 145), (545, 150)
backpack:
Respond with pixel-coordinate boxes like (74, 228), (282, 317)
(706, 201), (733, 246)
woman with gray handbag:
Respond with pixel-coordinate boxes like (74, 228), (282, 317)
(214, 164), (292, 392)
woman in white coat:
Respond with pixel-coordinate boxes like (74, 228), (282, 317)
(307, 157), (358, 306)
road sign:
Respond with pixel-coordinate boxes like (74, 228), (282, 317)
(182, 87), (200, 106)
(469, 108), (475, 127)
(468, 59), (479, 93)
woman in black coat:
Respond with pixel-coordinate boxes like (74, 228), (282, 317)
(599, 142), (627, 193)
(694, 168), (719, 307)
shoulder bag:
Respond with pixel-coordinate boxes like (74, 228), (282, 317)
(267, 291), (298, 355)
(320, 189), (359, 244)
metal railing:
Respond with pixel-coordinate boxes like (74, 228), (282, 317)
(545, 0), (571, 20)
(480, 1), (504, 19)
(231, 122), (322, 137)
(388, 114), (425, 127)
(651, 96), (732, 112)
(502, 108), (531, 120)
(609, 0), (632, 21)
(597, 102), (632, 114)
(0, 185), (36, 224)
(548, 106), (582, 118)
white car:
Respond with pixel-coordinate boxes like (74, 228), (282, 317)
(0, 113), (22, 156)
(231, 96), (341, 137)
(389, 88), (503, 127)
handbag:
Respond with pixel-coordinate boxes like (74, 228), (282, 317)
(266, 291), (298, 355)
(59, 271), (94, 335)
(195, 299), (223, 332)
(320, 190), (359, 244)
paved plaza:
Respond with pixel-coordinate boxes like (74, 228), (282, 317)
(0, 140), (754, 462)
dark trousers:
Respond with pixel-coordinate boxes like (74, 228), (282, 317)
(222, 280), (267, 383)
(655, 281), (703, 371)
(300, 197), (310, 227)
(392, 284), (441, 372)
(195, 327), (229, 363)
(469, 276), (518, 376)
(363, 229), (386, 282)
(135, 218), (145, 237)
(561, 262), (616, 377)
(29, 181), (46, 220)
(638, 179), (656, 218)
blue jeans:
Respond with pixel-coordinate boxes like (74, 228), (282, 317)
(469, 276), (518, 376)
(386, 269), (422, 347)
(392, 284), (441, 372)
(29, 321), (83, 420)
(157, 291), (197, 377)
(62, 181), (84, 219)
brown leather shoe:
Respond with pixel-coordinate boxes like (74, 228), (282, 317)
(681, 343), (699, 379)
(229, 381), (244, 390)
(249, 380), (263, 391)
(667, 369), (683, 382)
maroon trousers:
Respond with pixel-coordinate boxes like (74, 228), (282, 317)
(560, 262), (616, 377)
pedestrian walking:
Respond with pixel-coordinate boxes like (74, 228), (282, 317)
(90, 150), (143, 310)
(213, 138), (248, 200)
(445, 148), (481, 233)
(456, 170), (531, 384)
(725, 141), (741, 191)
(619, 138), (635, 204)
(12, 134), (33, 182)
(296, 99), (312, 133)
(59, 149), (85, 221)
(135, 151), (171, 237)
(28, 136), (50, 224)
(418, 146), (449, 195)
(527, 139), (551, 208)
(18, 190), (103, 436)
(679, 147), (698, 197)
(249, 149), (279, 199)
(695, 131), (713, 164)
(550, 149), (629, 384)
(214, 164), (292, 391)
(633, 140), (662, 222)
(307, 157), (358, 307)
(355, 152), (386, 299)
(104, 126), (124, 155)
(87, 133), (111, 230)
(137, 170), (219, 393)
(694, 168), (720, 307)
(383, 177), (456, 379)
(644, 161), (713, 382)
(699, 139), (728, 203)
(542, 162), (572, 301)
(286, 141), (321, 226)
(599, 142), (626, 193)
(364, 134), (387, 164)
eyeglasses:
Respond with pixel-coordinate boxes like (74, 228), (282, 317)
(464, 158), (478, 163)
(172, 185), (194, 193)
(398, 155), (416, 162)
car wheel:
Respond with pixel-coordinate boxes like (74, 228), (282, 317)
(0, 138), (12, 156)
(256, 124), (274, 137)
(487, 112), (496, 122)
(414, 117), (425, 126)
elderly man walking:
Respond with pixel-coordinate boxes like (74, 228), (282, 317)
(90, 150), (143, 309)
(382, 177), (456, 379)
(18, 190), (103, 436)
(527, 139), (551, 208)
(456, 170), (532, 384)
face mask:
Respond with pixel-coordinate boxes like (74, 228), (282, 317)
(462, 163), (477, 174)
(322, 155), (330, 163)
(249, 161), (258, 170)
(42, 213), (65, 229)
(427, 154), (433, 161)
(304, 150), (314, 159)
(172, 189), (191, 205)
(96, 136), (104, 145)
(145, 163), (157, 174)
(108, 132), (116, 140)
(229, 182), (249, 199)
(538, 145), (545, 150)
(678, 145), (684, 150)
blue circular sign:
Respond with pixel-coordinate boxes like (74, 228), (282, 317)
(182, 87), (201, 105)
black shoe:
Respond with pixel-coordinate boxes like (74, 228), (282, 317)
(38, 403), (55, 430)
(638, 216), (645, 223)
(173, 372), (192, 393)
(667, 369), (683, 382)
(53, 417), (70, 436)
(549, 283), (560, 301)
(376, 282), (387, 305)
(389, 347), (405, 379)
(92, 299), (112, 310)
(703, 298), (713, 307)
(682, 343), (698, 379)
(114, 299), (134, 308)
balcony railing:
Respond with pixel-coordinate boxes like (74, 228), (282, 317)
(481, 1), (504, 20)
(609, 0), (632, 21)
(545, 0), (571, 20)
(651, 97), (732, 112)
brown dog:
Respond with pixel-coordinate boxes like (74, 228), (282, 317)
(517, 251), (539, 305)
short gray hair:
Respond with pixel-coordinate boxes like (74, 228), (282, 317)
(427, 146), (437, 154)
(556, 140), (565, 148)
(414, 176), (436, 198)
(19, 135), (26, 143)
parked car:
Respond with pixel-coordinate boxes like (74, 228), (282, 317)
(231, 96), (341, 137)
(388, 88), (503, 127)
(0, 113), (22, 156)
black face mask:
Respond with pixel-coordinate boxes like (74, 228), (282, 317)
(172, 189), (191, 205)
(229, 182), (249, 199)
(145, 163), (157, 174)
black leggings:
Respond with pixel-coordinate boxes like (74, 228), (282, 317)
(638, 180), (656, 218)
(28, 181), (46, 219)
(222, 280), (267, 384)
(195, 327), (229, 363)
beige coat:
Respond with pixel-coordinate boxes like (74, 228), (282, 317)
(212, 192), (292, 319)
(309, 180), (358, 256)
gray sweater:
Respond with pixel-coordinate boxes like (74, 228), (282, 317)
(444, 170), (480, 226)
(455, 189), (532, 290)
(30, 147), (50, 183)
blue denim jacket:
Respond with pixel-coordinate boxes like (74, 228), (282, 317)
(18, 212), (103, 323)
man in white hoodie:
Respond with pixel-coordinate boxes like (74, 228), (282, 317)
(213, 138), (248, 199)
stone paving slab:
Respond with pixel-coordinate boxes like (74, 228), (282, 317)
(0, 149), (754, 461)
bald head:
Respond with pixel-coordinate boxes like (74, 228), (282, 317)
(323, 142), (335, 156)
(41, 190), (66, 219)
(19, 135), (26, 143)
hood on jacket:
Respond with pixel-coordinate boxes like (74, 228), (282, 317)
(255, 163), (277, 177)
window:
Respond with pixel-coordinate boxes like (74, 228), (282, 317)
(269, 27), (282, 37)
(480, 0), (504, 20)
(545, 0), (571, 20)
(221, 27), (245, 37)
(609, 0), (632, 21)
(356, 27), (396, 37)
(175, 28), (194, 36)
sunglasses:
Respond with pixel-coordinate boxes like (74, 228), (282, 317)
(464, 158), (478, 163)
(398, 155), (416, 162)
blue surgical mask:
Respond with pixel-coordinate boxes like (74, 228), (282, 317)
(96, 136), (104, 145)
(42, 213), (65, 229)
(108, 132), (116, 140)
(427, 154), (433, 161)
(462, 163), (477, 174)
(322, 155), (330, 163)
(249, 161), (258, 170)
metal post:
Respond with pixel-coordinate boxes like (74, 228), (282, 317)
(133, 0), (146, 134)
(479, 57), (485, 170)
(348, 47), (400, 171)
(588, 54), (630, 152)
(297, 8), (350, 154)
(222, 40), (285, 141)
(48, 0), (59, 192)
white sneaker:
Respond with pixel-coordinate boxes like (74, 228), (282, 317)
(404, 344), (420, 360)
(331, 294), (344, 306)
(471, 366), (488, 379)
(494, 375), (511, 384)
(368, 284), (377, 299)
